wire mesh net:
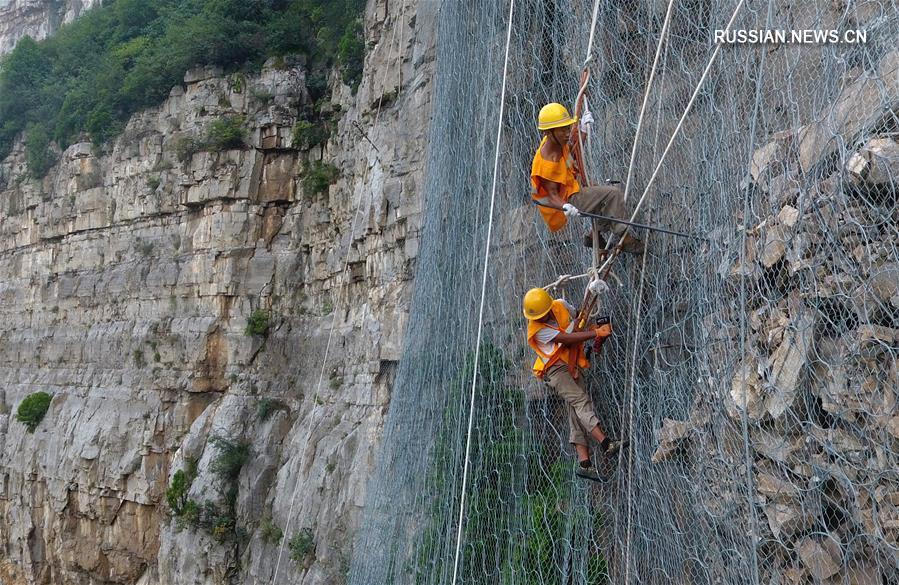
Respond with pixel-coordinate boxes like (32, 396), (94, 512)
(348, 0), (899, 583)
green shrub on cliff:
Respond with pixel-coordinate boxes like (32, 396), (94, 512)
(337, 18), (364, 90)
(16, 391), (52, 432)
(291, 120), (329, 151)
(0, 0), (366, 176)
(166, 461), (201, 529)
(302, 161), (339, 196)
(259, 516), (283, 544)
(245, 309), (271, 337)
(166, 469), (192, 515)
(288, 528), (315, 566)
(206, 115), (246, 151)
(25, 125), (57, 179)
(209, 435), (251, 482)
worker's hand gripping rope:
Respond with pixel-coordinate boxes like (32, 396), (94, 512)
(579, 108), (594, 136)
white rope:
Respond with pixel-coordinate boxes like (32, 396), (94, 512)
(598, 0), (745, 276)
(449, 0), (515, 582)
(625, 0), (744, 219)
(622, 0), (677, 203)
(621, 37), (671, 583)
(269, 4), (406, 582)
(624, 6), (745, 580)
(584, 0), (602, 67)
(621, 88), (666, 584)
(542, 271), (591, 291)
(623, 213), (652, 585)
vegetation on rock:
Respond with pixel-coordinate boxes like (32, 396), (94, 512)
(259, 516), (283, 544)
(245, 309), (271, 337)
(16, 391), (52, 432)
(166, 436), (251, 544)
(0, 0), (366, 176)
(206, 114), (247, 151)
(257, 398), (287, 422)
(288, 528), (315, 566)
(303, 161), (339, 196)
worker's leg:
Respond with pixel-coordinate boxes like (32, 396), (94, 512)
(574, 443), (590, 463)
(568, 405), (590, 462)
(545, 365), (606, 449)
(569, 185), (629, 237)
(571, 412), (607, 455)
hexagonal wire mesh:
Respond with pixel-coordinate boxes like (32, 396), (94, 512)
(348, 1), (899, 583)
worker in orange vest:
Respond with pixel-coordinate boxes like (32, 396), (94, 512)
(531, 102), (644, 253)
(523, 286), (620, 481)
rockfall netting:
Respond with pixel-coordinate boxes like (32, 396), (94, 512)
(349, 0), (899, 583)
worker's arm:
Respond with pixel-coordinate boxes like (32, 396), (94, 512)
(554, 330), (601, 344)
(554, 322), (611, 345)
(538, 179), (568, 210)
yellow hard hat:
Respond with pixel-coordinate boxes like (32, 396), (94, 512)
(522, 288), (553, 320)
(537, 103), (577, 131)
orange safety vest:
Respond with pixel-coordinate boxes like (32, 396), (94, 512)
(527, 300), (589, 378)
(530, 137), (581, 232)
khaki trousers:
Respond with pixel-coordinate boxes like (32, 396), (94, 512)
(569, 184), (629, 236)
(544, 363), (600, 446)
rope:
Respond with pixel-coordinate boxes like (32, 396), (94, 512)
(583, 0), (602, 68)
(573, 0), (602, 186)
(623, 6), (746, 581)
(270, 154), (363, 585)
(622, 0), (676, 203)
(269, 4), (406, 581)
(619, 29), (672, 583)
(597, 0), (745, 277)
(622, 215), (652, 585)
(542, 271), (591, 291)
(449, 0), (515, 582)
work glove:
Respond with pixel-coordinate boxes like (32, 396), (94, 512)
(594, 323), (613, 339)
(579, 108), (595, 135)
(562, 203), (580, 218)
(587, 278), (609, 296)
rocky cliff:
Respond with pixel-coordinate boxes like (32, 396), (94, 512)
(0, 0), (435, 583)
(0, 0), (99, 55)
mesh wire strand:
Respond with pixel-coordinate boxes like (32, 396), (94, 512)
(348, 1), (899, 583)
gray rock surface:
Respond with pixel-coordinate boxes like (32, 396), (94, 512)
(0, 0), (99, 56)
(655, 47), (899, 585)
(0, 0), (435, 583)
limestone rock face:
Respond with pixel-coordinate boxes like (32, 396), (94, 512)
(0, 0), (99, 56)
(0, 0), (435, 583)
(655, 44), (899, 585)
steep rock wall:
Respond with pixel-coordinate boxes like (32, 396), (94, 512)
(0, 0), (99, 55)
(0, 0), (435, 583)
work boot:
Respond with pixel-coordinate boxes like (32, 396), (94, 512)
(601, 437), (628, 455)
(582, 232), (608, 249)
(617, 233), (645, 255)
(575, 460), (602, 482)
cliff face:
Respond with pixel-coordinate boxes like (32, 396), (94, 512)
(0, 0), (99, 55)
(0, 0), (435, 583)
